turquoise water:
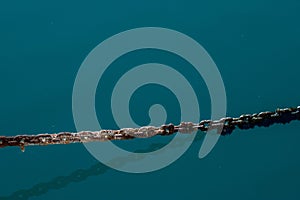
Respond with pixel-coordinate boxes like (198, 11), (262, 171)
(1, 0), (300, 199)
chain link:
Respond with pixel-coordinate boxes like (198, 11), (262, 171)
(1, 106), (298, 199)
(0, 106), (299, 152)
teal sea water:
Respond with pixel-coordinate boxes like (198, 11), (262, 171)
(0, 0), (300, 199)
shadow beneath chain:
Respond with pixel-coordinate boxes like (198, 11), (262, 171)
(0, 132), (205, 200)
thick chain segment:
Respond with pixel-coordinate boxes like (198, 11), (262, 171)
(0, 106), (299, 151)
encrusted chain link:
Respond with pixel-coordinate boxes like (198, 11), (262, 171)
(0, 106), (299, 152)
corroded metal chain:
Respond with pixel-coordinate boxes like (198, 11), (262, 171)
(0, 106), (299, 152)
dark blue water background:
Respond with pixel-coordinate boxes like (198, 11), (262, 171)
(0, 1), (299, 199)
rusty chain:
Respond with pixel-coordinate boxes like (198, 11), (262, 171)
(0, 105), (299, 152)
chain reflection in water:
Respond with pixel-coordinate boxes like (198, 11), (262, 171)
(0, 132), (205, 200)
